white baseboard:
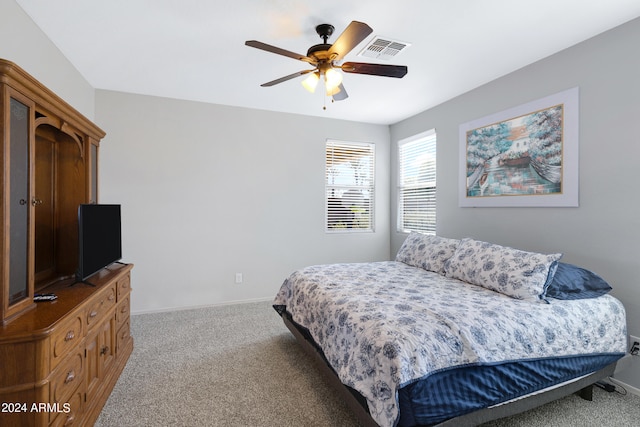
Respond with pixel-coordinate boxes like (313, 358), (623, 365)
(608, 377), (640, 397)
(131, 297), (273, 316)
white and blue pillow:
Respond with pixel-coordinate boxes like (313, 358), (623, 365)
(444, 238), (562, 302)
(395, 232), (459, 275)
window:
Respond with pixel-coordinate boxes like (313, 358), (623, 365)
(398, 130), (436, 234)
(326, 140), (375, 232)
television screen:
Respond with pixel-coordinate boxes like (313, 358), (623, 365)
(77, 204), (122, 281)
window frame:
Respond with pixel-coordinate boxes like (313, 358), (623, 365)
(397, 130), (437, 235)
(325, 139), (375, 233)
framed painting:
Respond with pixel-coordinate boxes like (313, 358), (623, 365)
(459, 87), (579, 207)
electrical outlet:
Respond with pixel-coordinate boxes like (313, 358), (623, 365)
(235, 273), (243, 284)
(630, 335), (640, 356)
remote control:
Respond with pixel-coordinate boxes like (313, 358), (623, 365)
(34, 293), (58, 302)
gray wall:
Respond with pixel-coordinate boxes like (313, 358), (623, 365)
(95, 91), (391, 313)
(390, 17), (640, 389)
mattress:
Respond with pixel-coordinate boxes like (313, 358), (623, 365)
(274, 261), (627, 427)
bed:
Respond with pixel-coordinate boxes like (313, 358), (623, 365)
(273, 234), (627, 427)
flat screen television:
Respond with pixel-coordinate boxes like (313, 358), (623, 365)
(77, 204), (122, 281)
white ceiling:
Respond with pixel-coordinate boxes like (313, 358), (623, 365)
(15, 0), (640, 125)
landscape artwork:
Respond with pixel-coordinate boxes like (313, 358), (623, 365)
(458, 87), (579, 207)
(466, 105), (563, 197)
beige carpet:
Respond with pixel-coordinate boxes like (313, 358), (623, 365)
(95, 301), (640, 427)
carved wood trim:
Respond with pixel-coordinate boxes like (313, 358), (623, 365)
(60, 122), (84, 159)
(34, 117), (85, 159)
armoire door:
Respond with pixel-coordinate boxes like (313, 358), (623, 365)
(8, 97), (30, 304)
(3, 89), (36, 321)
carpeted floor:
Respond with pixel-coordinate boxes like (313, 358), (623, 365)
(95, 301), (640, 427)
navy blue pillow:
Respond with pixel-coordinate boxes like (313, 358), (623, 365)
(545, 262), (612, 300)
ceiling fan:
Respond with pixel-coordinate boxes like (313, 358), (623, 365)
(245, 21), (408, 101)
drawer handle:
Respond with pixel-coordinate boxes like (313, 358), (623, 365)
(100, 345), (110, 356)
(64, 331), (75, 341)
(64, 370), (75, 384)
(89, 311), (98, 318)
(108, 294), (115, 301)
(64, 415), (75, 426)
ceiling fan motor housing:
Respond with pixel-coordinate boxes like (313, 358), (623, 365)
(307, 44), (333, 60)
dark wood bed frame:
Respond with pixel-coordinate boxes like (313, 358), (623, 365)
(281, 312), (617, 427)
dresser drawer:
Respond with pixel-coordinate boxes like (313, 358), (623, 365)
(116, 273), (131, 300)
(49, 385), (83, 427)
(116, 318), (132, 353)
(85, 284), (116, 329)
(49, 351), (84, 413)
(115, 295), (130, 331)
(50, 313), (84, 370)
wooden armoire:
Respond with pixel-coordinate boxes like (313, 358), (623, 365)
(0, 59), (133, 426)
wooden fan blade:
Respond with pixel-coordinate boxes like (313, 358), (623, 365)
(245, 40), (316, 64)
(332, 84), (348, 101)
(341, 62), (408, 78)
(260, 70), (314, 87)
(327, 21), (373, 61)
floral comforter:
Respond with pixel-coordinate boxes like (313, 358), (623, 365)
(273, 261), (627, 427)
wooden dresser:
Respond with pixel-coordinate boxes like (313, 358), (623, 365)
(0, 263), (133, 426)
(0, 59), (133, 425)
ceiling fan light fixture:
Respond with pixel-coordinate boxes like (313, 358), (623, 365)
(302, 72), (320, 93)
(326, 85), (341, 96)
(324, 68), (343, 92)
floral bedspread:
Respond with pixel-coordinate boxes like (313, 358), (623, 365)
(273, 261), (627, 427)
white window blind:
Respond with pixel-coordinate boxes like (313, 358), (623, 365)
(326, 140), (375, 232)
(398, 131), (436, 234)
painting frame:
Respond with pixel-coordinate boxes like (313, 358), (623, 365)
(459, 87), (579, 207)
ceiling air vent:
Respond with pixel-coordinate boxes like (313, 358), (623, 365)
(358, 37), (410, 60)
